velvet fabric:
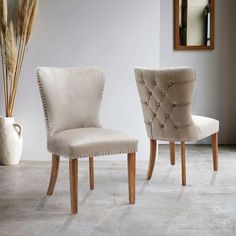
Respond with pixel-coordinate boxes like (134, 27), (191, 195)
(135, 67), (219, 142)
(37, 67), (138, 158)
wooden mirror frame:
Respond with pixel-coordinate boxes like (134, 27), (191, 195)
(174, 0), (215, 50)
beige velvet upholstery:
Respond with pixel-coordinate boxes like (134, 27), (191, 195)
(48, 128), (137, 158)
(37, 67), (138, 158)
(37, 67), (104, 138)
(135, 67), (219, 142)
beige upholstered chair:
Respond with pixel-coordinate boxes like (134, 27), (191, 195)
(135, 67), (219, 186)
(37, 67), (138, 214)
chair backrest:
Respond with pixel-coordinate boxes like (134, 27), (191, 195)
(37, 67), (105, 138)
(135, 67), (198, 141)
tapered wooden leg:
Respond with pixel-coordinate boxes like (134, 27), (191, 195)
(211, 133), (218, 171)
(146, 139), (157, 180)
(89, 156), (94, 190)
(47, 154), (60, 195)
(181, 142), (186, 186)
(69, 159), (78, 214)
(127, 153), (136, 204)
(169, 142), (175, 165)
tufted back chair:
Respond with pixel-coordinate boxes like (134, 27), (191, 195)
(135, 67), (200, 142)
(37, 67), (105, 139)
(135, 67), (219, 186)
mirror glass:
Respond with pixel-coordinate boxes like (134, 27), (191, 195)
(174, 0), (214, 50)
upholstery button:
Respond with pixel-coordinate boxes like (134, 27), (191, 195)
(161, 124), (164, 128)
(174, 125), (178, 129)
(168, 81), (174, 86)
(162, 92), (166, 96)
(166, 114), (170, 118)
(172, 103), (176, 108)
(153, 81), (157, 86)
(156, 102), (160, 107)
(148, 91), (152, 96)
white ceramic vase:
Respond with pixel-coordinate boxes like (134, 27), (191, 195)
(0, 116), (23, 165)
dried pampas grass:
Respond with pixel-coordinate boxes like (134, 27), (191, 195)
(0, 0), (7, 34)
(5, 22), (17, 78)
(0, 0), (38, 117)
(26, 0), (38, 43)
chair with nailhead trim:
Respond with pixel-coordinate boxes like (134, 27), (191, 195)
(37, 67), (138, 214)
(135, 67), (219, 186)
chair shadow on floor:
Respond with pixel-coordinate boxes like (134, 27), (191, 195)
(36, 195), (49, 211)
(58, 215), (76, 234)
(210, 172), (218, 186)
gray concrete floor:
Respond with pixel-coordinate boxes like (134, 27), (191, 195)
(1, 145), (236, 236)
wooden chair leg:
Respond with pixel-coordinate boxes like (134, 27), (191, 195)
(47, 154), (60, 195)
(146, 139), (157, 180)
(211, 133), (218, 171)
(89, 156), (94, 190)
(69, 159), (78, 214)
(169, 142), (175, 165)
(181, 142), (186, 186)
(127, 153), (136, 204)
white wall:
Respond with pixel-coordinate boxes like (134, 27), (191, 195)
(160, 0), (236, 144)
(0, 0), (160, 160)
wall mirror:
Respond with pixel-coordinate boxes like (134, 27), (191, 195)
(174, 0), (215, 50)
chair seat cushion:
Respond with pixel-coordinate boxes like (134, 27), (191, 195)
(192, 115), (219, 140)
(48, 128), (138, 158)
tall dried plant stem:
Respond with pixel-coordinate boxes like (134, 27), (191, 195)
(9, 21), (29, 115)
(5, 59), (9, 116)
(9, 38), (26, 116)
(9, 38), (23, 115)
(8, 35), (23, 114)
(1, 44), (8, 116)
(0, 0), (9, 116)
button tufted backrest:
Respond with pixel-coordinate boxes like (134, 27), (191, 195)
(37, 67), (105, 138)
(135, 67), (200, 141)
